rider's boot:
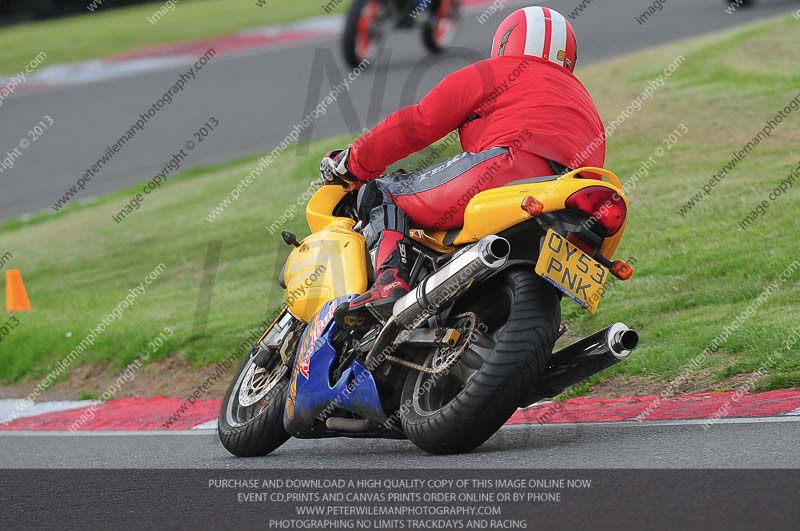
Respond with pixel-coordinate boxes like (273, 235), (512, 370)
(334, 229), (411, 331)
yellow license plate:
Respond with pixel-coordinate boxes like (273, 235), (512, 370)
(535, 229), (608, 313)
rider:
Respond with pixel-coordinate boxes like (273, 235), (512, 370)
(321, 6), (605, 330)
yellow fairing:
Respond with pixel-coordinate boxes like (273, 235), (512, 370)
(282, 186), (368, 322)
(284, 227), (368, 322)
(421, 167), (628, 258)
(306, 185), (353, 233)
(294, 167), (628, 322)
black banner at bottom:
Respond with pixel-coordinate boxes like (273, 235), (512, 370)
(2, 469), (798, 530)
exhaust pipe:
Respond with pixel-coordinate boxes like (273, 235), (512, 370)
(325, 417), (372, 433)
(364, 235), (509, 368)
(392, 235), (510, 329)
(538, 323), (639, 399)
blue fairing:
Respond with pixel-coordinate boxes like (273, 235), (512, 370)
(284, 296), (387, 435)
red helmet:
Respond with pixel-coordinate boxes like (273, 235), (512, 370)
(490, 6), (578, 72)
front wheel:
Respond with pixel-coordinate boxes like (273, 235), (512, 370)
(400, 269), (560, 454)
(218, 331), (296, 457)
(421, 0), (460, 54)
(343, 0), (386, 68)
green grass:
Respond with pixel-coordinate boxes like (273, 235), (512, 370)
(561, 15), (800, 392)
(1, 14), (799, 394)
(0, 0), (345, 74)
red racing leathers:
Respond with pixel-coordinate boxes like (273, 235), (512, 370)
(332, 54), (605, 328)
(349, 54), (605, 182)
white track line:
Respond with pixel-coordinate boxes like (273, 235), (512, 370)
(0, 429), (211, 437)
(191, 419), (218, 430)
(11, 16), (343, 89)
(31, 57), (190, 86)
(5, 0), (506, 91)
(3, 415), (800, 436)
(0, 399), (96, 425)
(506, 415), (800, 429)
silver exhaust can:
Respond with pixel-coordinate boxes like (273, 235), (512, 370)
(392, 235), (511, 329)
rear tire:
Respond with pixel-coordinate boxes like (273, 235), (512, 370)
(400, 269), (560, 454)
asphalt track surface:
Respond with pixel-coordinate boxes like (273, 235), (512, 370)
(1, 0), (797, 219)
(2, 417), (799, 468)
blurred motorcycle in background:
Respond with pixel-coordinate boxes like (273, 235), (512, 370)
(342, 0), (460, 68)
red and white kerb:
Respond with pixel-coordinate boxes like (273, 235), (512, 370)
(490, 6), (577, 72)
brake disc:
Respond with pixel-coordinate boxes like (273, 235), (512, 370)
(238, 360), (287, 407)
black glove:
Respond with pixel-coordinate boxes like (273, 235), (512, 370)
(319, 148), (359, 189)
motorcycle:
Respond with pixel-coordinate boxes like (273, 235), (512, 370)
(342, 0), (460, 68)
(218, 165), (639, 456)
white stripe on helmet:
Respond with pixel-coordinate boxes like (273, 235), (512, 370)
(547, 9), (568, 67)
(522, 6), (545, 57)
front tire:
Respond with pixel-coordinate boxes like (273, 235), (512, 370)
(343, 0), (384, 68)
(218, 343), (291, 457)
(400, 269), (560, 454)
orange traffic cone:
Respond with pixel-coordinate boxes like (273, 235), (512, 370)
(5, 269), (31, 312)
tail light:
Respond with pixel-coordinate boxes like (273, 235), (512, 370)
(565, 186), (627, 236)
